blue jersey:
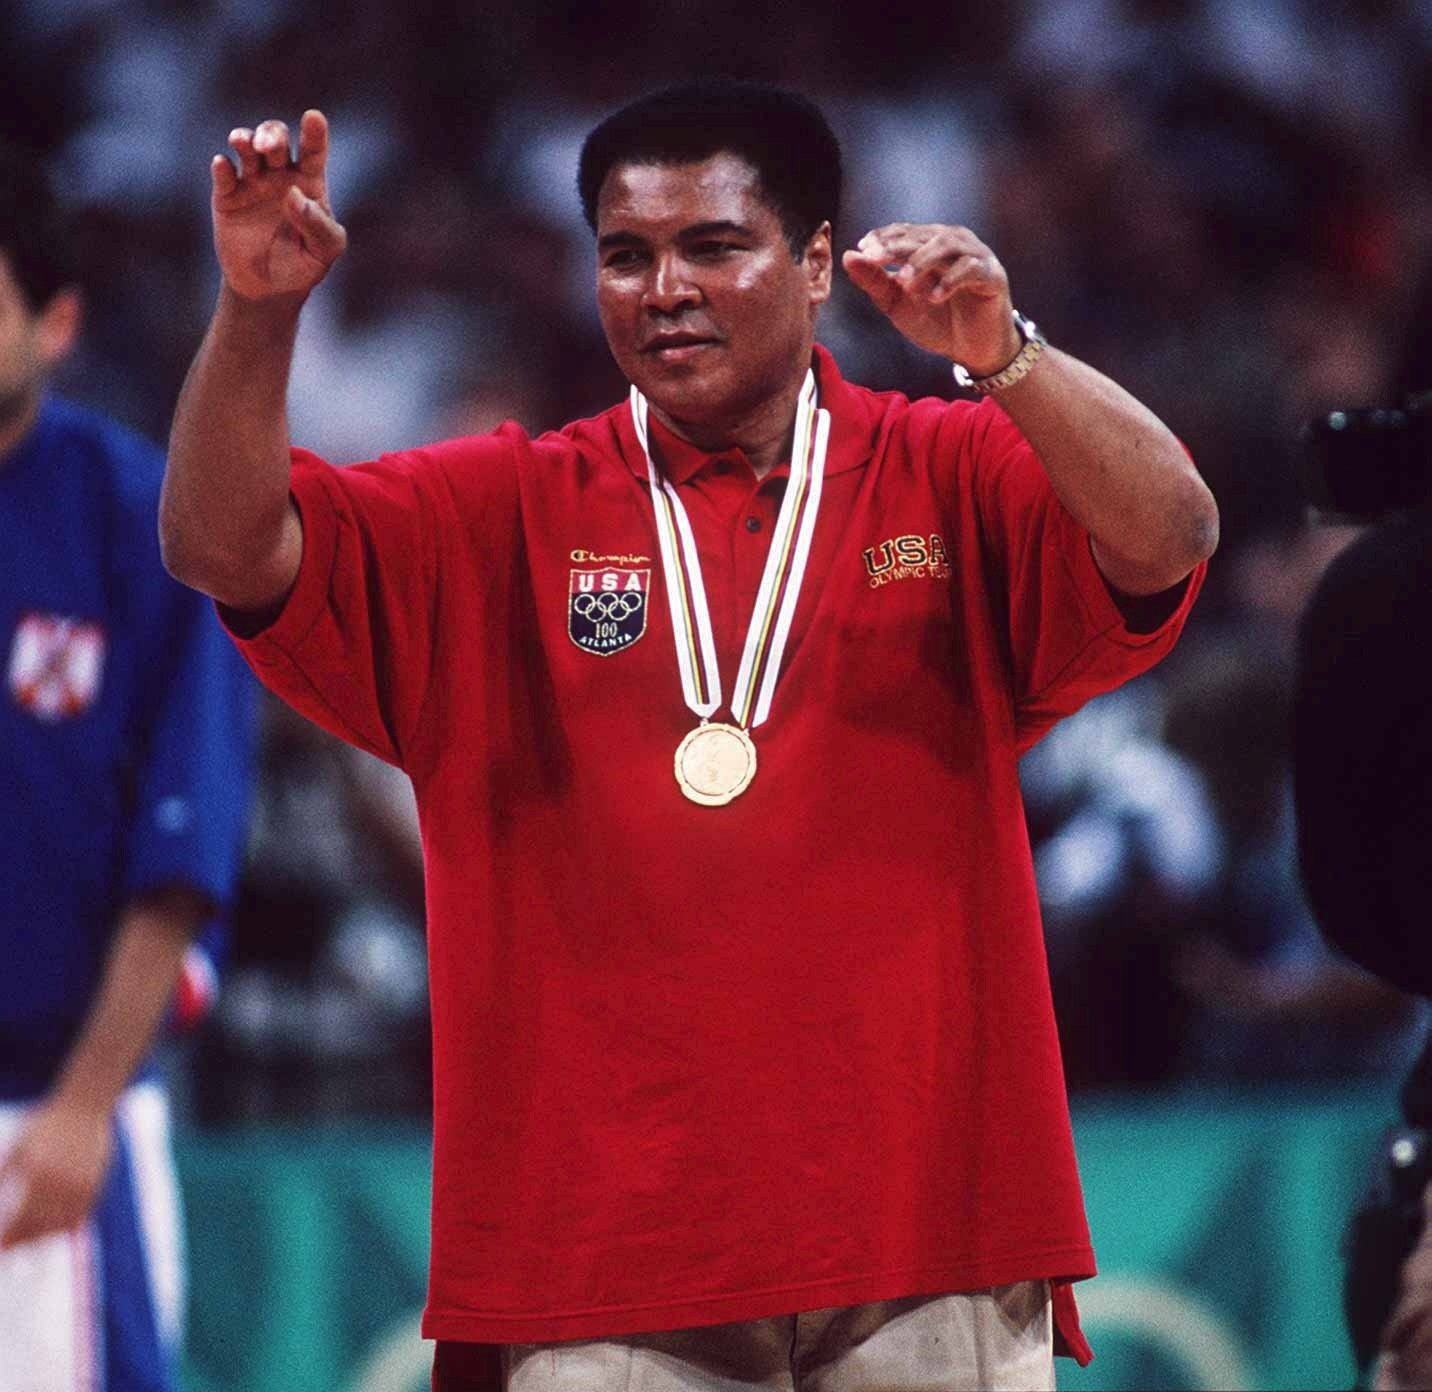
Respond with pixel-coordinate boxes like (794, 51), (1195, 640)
(0, 397), (256, 1100)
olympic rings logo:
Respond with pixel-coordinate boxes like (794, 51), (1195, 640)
(572, 592), (643, 621)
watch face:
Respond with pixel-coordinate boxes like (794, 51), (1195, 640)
(1013, 311), (1045, 345)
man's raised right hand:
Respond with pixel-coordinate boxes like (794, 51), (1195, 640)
(212, 109), (346, 301)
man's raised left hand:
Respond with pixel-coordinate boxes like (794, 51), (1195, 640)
(842, 224), (1021, 377)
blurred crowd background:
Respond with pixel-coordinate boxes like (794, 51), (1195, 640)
(7, 0), (1431, 1119)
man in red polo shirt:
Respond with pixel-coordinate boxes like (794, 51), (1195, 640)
(162, 82), (1217, 1391)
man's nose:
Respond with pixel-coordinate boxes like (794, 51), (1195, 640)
(644, 254), (700, 313)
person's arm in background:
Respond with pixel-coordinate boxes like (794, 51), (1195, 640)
(842, 223), (1218, 596)
(0, 553), (257, 1249)
(160, 109), (346, 612)
(0, 889), (207, 1248)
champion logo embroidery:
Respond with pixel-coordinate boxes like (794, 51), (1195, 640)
(569, 548), (652, 565)
(568, 568), (650, 655)
(862, 533), (950, 588)
(7, 612), (106, 720)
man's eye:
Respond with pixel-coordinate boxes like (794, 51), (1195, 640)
(691, 242), (737, 258)
(604, 249), (644, 270)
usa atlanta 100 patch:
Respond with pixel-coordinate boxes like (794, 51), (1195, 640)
(568, 568), (650, 655)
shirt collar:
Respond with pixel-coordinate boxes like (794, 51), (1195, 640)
(616, 344), (873, 484)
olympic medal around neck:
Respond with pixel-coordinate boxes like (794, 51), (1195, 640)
(632, 370), (831, 806)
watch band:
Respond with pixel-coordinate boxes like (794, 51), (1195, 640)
(953, 311), (1046, 395)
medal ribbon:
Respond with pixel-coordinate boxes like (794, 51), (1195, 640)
(631, 369), (830, 730)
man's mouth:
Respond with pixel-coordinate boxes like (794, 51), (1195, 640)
(642, 334), (721, 361)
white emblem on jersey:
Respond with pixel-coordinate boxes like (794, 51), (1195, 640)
(7, 613), (106, 721)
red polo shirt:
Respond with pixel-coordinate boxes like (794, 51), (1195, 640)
(229, 346), (1202, 1360)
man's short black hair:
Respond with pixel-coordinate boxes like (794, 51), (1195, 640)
(0, 141), (76, 311)
(578, 80), (842, 256)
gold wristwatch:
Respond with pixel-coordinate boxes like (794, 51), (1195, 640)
(953, 310), (1046, 394)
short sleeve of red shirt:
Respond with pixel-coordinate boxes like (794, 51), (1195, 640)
(226, 429), (522, 774)
(936, 395), (1203, 753)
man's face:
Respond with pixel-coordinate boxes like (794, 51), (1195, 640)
(0, 252), (46, 430)
(595, 153), (831, 434)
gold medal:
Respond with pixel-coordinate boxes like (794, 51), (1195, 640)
(674, 722), (757, 806)
(632, 370), (830, 805)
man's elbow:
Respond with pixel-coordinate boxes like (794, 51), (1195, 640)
(157, 495), (218, 595)
(1153, 436), (1219, 576)
(1178, 477), (1220, 571)
(1151, 454), (1219, 578)
(159, 503), (198, 587)
(158, 504), (254, 607)
(1095, 476), (1219, 596)
(1146, 491), (1218, 592)
(160, 495), (301, 612)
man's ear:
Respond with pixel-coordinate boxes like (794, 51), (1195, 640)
(35, 287), (82, 370)
(804, 221), (833, 307)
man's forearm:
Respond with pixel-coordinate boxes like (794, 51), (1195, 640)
(0, 890), (211, 1249)
(160, 287), (305, 610)
(994, 347), (1219, 595)
(48, 889), (210, 1119)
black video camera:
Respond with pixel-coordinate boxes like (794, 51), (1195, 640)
(1298, 391), (1432, 522)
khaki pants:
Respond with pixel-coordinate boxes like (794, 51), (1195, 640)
(498, 1282), (1054, 1391)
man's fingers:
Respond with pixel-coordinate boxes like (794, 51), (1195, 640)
(0, 1192), (75, 1250)
(296, 109), (329, 175)
(210, 154), (238, 199)
(0, 1160), (97, 1250)
(864, 223), (936, 260)
(228, 127), (259, 180)
(913, 249), (983, 300)
(905, 228), (965, 273)
(866, 221), (915, 246)
(253, 120), (293, 171)
(0, 1201), (36, 1250)
(856, 231), (897, 265)
(928, 256), (1005, 304)
(0, 1163), (29, 1250)
(886, 225), (1005, 304)
(841, 251), (900, 313)
(282, 187), (348, 265)
(870, 223), (987, 266)
(927, 261), (992, 304)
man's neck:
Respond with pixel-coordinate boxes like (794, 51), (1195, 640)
(650, 372), (809, 481)
(0, 390), (42, 468)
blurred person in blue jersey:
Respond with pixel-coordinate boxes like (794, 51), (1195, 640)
(0, 141), (256, 1392)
